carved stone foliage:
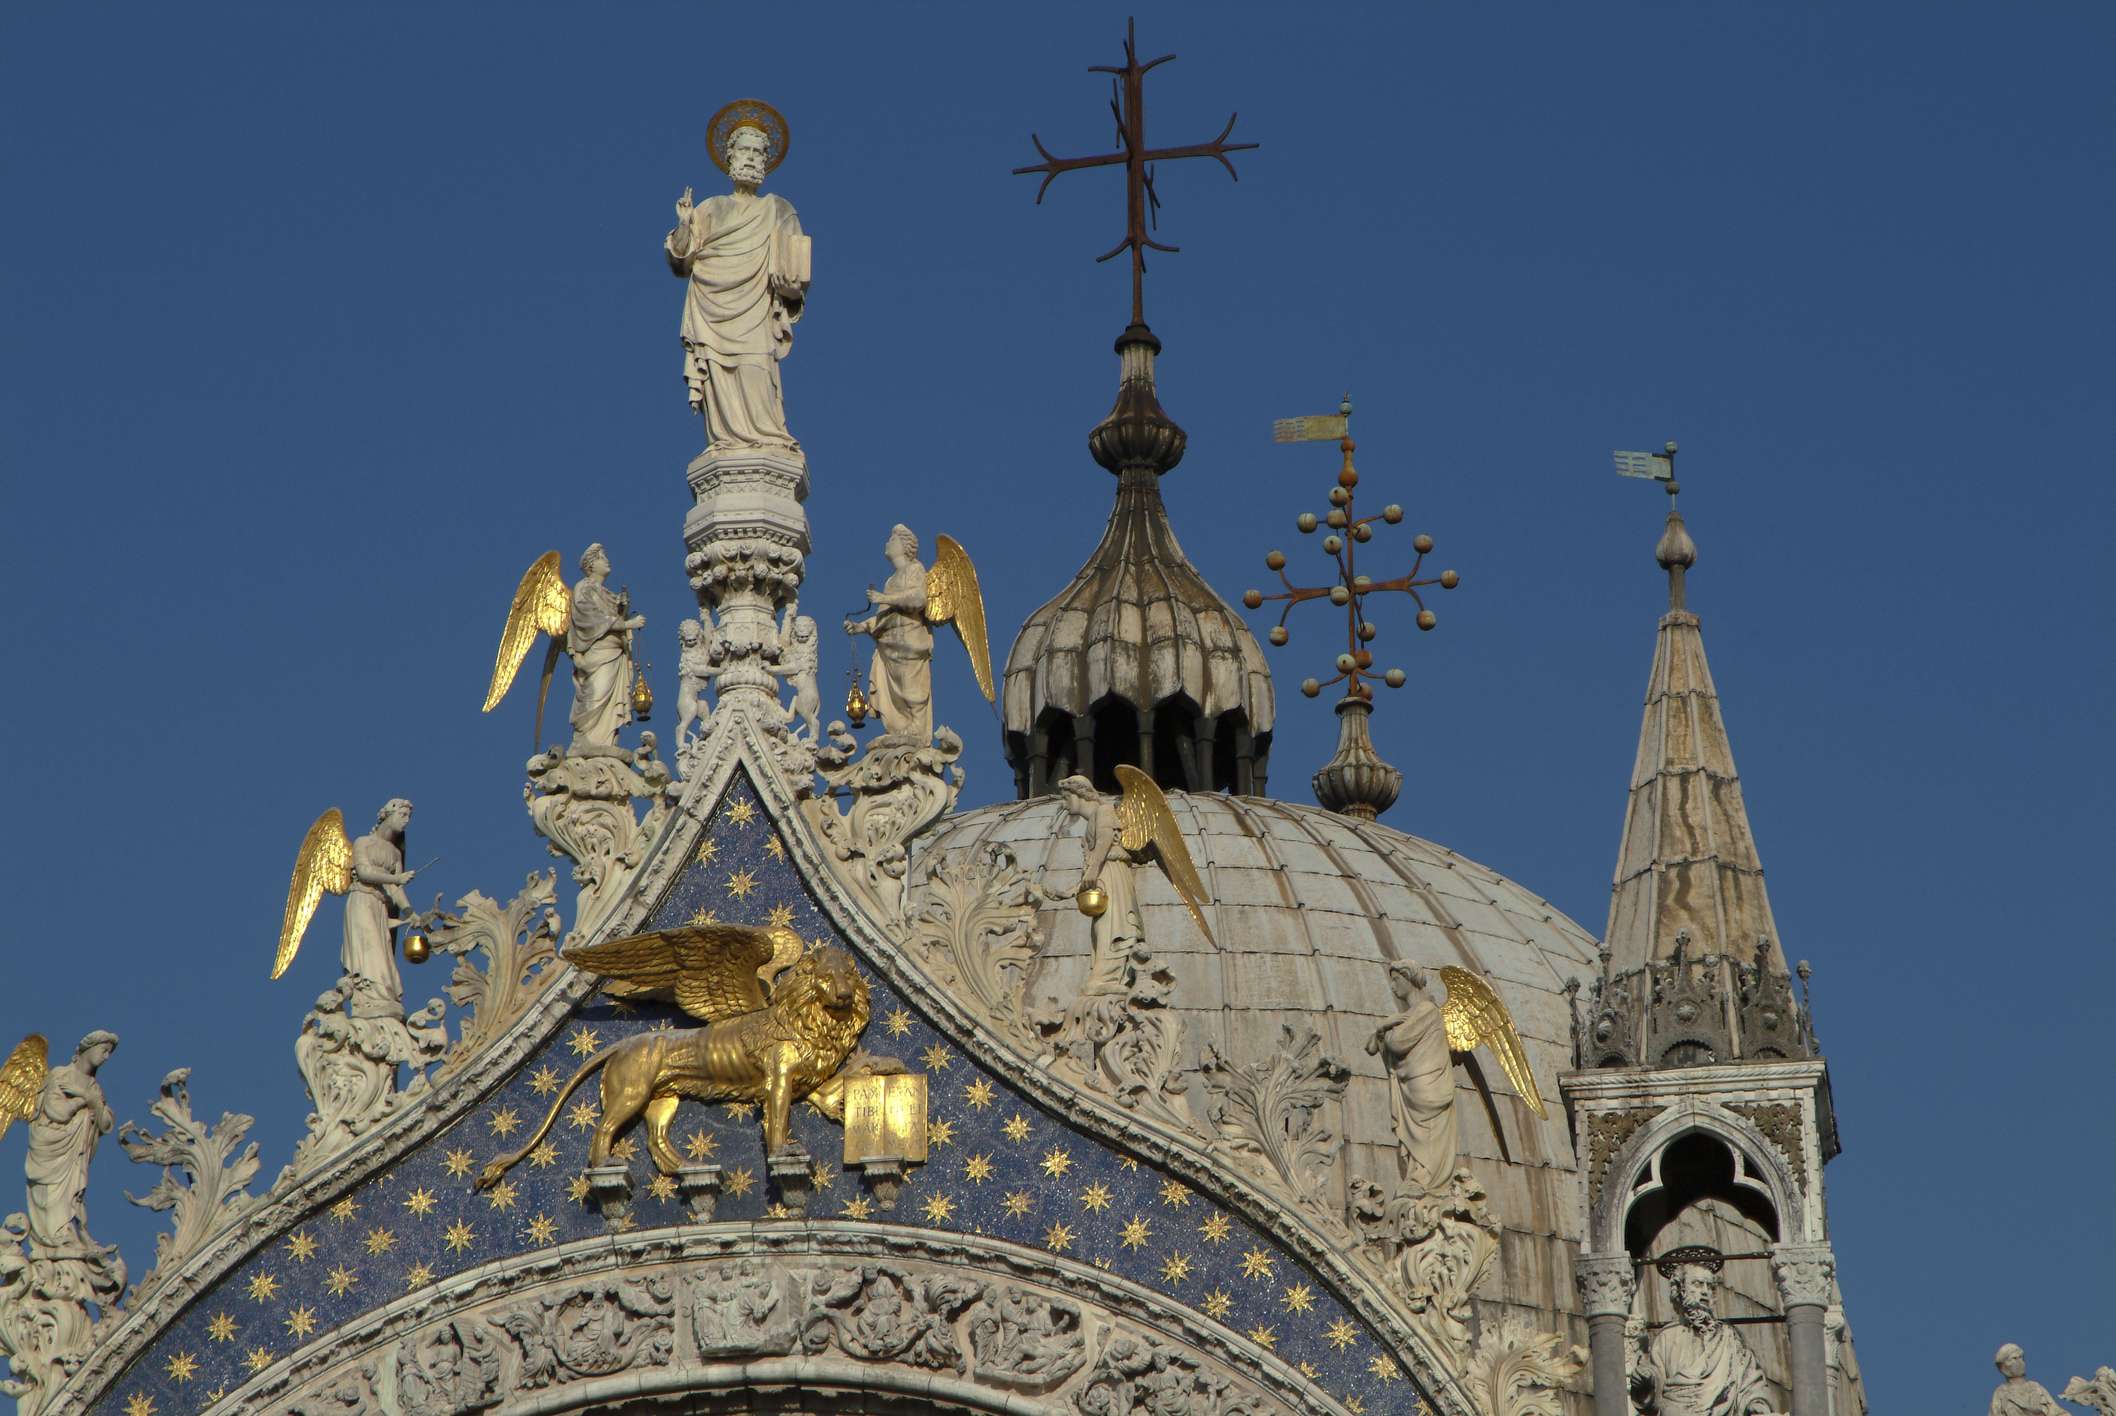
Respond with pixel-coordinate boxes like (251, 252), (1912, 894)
(907, 845), (1041, 1046)
(491, 1273), (676, 1390)
(283, 1362), (376, 1415)
(800, 1264), (984, 1373)
(1349, 1167), (1500, 1362)
(2065, 1367), (2116, 1416)
(1199, 1024), (1349, 1226)
(1040, 944), (1191, 1129)
(394, 1316), (503, 1415)
(524, 737), (673, 944)
(427, 870), (564, 1077)
(117, 1068), (260, 1301)
(1729, 1101), (1808, 1191)
(0, 1222), (117, 1416)
(1462, 1315), (1587, 1416)
(288, 982), (447, 1173)
(800, 724), (964, 930)
(1073, 1330), (1270, 1416)
(967, 1285), (1091, 1394)
(1768, 1244), (1834, 1308)
(1584, 1106), (1654, 1197)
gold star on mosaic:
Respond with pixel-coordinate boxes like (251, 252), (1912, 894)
(404, 1261), (435, 1289)
(363, 1227), (395, 1257)
(1003, 1113), (1032, 1142)
(764, 835), (785, 859)
(920, 1192), (957, 1225)
(724, 869), (758, 899)
(684, 1129), (718, 1161)
(1039, 1147), (1072, 1179)
(282, 1305), (316, 1339)
(930, 1118), (956, 1147)
(883, 1008), (914, 1038)
(1203, 1288), (1233, 1319)
(920, 1042), (952, 1071)
(1003, 1190), (1034, 1218)
(444, 1147), (476, 1178)
(1367, 1354), (1400, 1382)
(1198, 1211), (1232, 1244)
(566, 1173), (592, 1203)
(1281, 1282), (1315, 1314)
(1160, 1251), (1193, 1284)
(1300, 1360), (1318, 1378)
(206, 1313), (236, 1343)
(1043, 1221), (1076, 1253)
(964, 1153), (995, 1184)
(281, 1230), (316, 1263)
(1240, 1247), (1275, 1280)
(164, 1351), (198, 1383)
(724, 1099), (756, 1120)
(648, 1173), (679, 1201)
(529, 1065), (562, 1096)
(568, 1027), (600, 1057)
(607, 1137), (638, 1163)
(1157, 1177), (1192, 1208)
(726, 799), (757, 825)
(1092, 1257), (1114, 1272)
(695, 837), (719, 865)
(486, 1179), (520, 1210)
(963, 1077), (996, 1110)
(526, 1213), (559, 1244)
(809, 1162), (836, 1191)
(1117, 1155), (1140, 1171)
(686, 905), (718, 927)
(328, 1197), (357, 1221)
(243, 1346), (271, 1374)
(1119, 1215), (1153, 1250)
(246, 1272), (279, 1303)
(726, 1167), (756, 1197)
(567, 1098), (599, 1131)
(766, 903), (796, 929)
(444, 1220), (475, 1253)
(1079, 1181), (1114, 1213)
(763, 1203), (793, 1220)
(125, 1392), (156, 1415)
(1247, 1324), (1277, 1350)
(1325, 1317), (1360, 1351)
(529, 1140), (560, 1169)
(840, 1194), (874, 1220)
(1345, 1397), (1367, 1415)
(325, 1265), (357, 1297)
(403, 1186), (438, 1216)
(487, 1106), (521, 1136)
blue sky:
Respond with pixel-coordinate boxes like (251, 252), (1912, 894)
(3, 3), (2110, 1408)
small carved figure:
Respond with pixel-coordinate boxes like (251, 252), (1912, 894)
(395, 1319), (503, 1416)
(2063, 1366), (2116, 1416)
(1629, 1252), (1780, 1416)
(484, 545), (646, 751)
(666, 100), (809, 452)
(1369, 965), (1458, 1197)
(274, 800), (428, 1018)
(1988, 1344), (2069, 1416)
(1042, 767), (1216, 956)
(22, 1034), (119, 1261)
(843, 527), (994, 741)
(774, 605), (822, 741)
(674, 616), (716, 752)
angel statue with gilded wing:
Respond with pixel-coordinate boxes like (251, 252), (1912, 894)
(478, 924), (902, 1187)
(843, 526), (994, 743)
(484, 544), (646, 753)
(1368, 961), (1546, 1196)
(1041, 765), (1218, 984)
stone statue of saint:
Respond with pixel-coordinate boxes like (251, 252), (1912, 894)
(844, 525), (934, 742)
(567, 543), (645, 751)
(665, 102), (809, 453)
(1988, 1344), (2069, 1416)
(23, 1033), (118, 1260)
(341, 798), (421, 1021)
(1629, 1258), (1780, 1416)
(1367, 963), (1457, 1197)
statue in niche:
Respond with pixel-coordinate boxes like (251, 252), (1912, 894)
(1628, 1250), (1781, 1416)
(1369, 963), (1457, 1196)
(774, 604), (822, 741)
(666, 99), (809, 453)
(674, 616), (716, 754)
(1987, 1344), (2069, 1416)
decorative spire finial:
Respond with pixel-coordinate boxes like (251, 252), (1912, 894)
(1615, 440), (1693, 610)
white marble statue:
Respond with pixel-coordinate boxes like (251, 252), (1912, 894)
(1044, 774), (1144, 998)
(774, 604), (821, 741)
(567, 544), (646, 752)
(1988, 1344), (2069, 1416)
(23, 1034), (119, 1261)
(1629, 1259), (1781, 1416)
(665, 103), (809, 452)
(844, 525), (935, 742)
(674, 616), (715, 753)
(1368, 963), (1458, 1197)
(341, 799), (420, 1021)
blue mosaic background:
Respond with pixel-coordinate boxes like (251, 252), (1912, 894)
(92, 772), (1428, 1416)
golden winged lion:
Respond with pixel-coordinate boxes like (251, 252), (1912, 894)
(478, 924), (899, 1187)
(1437, 965), (1546, 1118)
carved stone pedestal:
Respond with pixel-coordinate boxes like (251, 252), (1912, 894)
(683, 447), (809, 705)
(676, 1164), (723, 1223)
(525, 742), (672, 944)
(765, 1148), (814, 1218)
(584, 1163), (632, 1227)
(852, 1158), (907, 1212)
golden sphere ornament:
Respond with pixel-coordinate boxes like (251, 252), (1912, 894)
(1076, 883), (1110, 919)
(402, 928), (431, 964)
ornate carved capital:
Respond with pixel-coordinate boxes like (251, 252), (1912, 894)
(1573, 1252), (1636, 1318)
(1769, 1242), (1835, 1309)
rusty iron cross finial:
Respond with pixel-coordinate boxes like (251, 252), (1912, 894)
(1013, 18), (1258, 326)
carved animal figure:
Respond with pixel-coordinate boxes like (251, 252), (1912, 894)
(478, 927), (881, 1186)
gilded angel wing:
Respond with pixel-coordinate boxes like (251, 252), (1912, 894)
(273, 808), (354, 980)
(564, 923), (782, 1023)
(482, 550), (571, 712)
(1113, 764), (1216, 945)
(924, 534), (996, 702)
(0, 1034), (48, 1145)
(1437, 965), (1547, 1118)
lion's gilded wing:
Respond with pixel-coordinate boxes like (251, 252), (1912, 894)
(1438, 965), (1546, 1118)
(564, 923), (783, 1023)
(924, 534), (995, 703)
(0, 1035), (48, 1144)
(1113, 764), (1215, 945)
(273, 808), (354, 981)
(483, 550), (572, 712)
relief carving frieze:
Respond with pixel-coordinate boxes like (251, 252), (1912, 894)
(800, 1263), (985, 1373)
(689, 1258), (799, 1358)
(393, 1316), (503, 1416)
(491, 1273), (675, 1390)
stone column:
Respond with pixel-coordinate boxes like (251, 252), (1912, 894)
(1771, 1242), (1836, 1416)
(683, 447), (809, 707)
(1575, 1250), (1636, 1416)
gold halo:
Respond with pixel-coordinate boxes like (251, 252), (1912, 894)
(707, 98), (790, 175)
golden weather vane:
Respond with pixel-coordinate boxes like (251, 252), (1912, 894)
(1243, 397), (1460, 701)
(1012, 17), (1258, 326)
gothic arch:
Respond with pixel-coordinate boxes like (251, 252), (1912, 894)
(1589, 1099), (1807, 1257)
